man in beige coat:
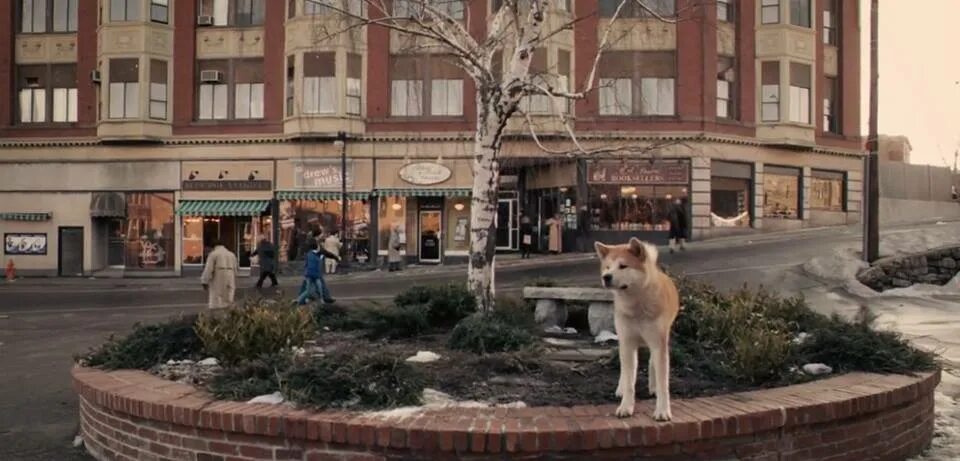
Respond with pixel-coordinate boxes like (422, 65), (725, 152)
(201, 239), (238, 310)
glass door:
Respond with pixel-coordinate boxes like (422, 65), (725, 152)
(107, 218), (125, 266)
(419, 210), (442, 263)
(495, 198), (519, 251)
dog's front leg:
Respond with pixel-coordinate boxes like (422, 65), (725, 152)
(615, 341), (638, 418)
(650, 338), (672, 421)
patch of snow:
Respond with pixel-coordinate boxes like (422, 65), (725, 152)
(792, 332), (811, 345)
(197, 357), (219, 366)
(801, 363), (833, 376)
(595, 331), (619, 344)
(247, 391), (285, 405)
(496, 401), (527, 409)
(405, 351), (441, 363)
(72, 435), (84, 448)
(543, 325), (564, 334)
(543, 337), (579, 347)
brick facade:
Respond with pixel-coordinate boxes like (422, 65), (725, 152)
(74, 367), (939, 461)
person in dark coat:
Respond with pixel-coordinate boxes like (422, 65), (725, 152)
(667, 197), (688, 253)
(252, 237), (278, 289)
(519, 215), (534, 259)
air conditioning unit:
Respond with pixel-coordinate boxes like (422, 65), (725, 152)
(200, 70), (223, 83)
(197, 15), (214, 26)
(90, 69), (102, 84)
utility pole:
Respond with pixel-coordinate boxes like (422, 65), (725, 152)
(337, 131), (349, 268)
(864, 0), (880, 262)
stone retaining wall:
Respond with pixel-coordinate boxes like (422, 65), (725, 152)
(73, 367), (940, 461)
(858, 245), (960, 291)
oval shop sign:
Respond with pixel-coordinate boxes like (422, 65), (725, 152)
(399, 162), (452, 186)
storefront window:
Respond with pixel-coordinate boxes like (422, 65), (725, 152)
(446, 197), (471, 252)
(810, 170), (844, 211)
(378, 196), (407, 253)
(589, 185), (686, 231)
(763, 166), (800, 218)
(279, 199), (370, 263)
(124, 192), (175, 270)
(182, 217), (203, 264)
(710, 177), (751, 227)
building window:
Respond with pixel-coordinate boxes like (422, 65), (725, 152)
(717, 56), (736, 119)
(109, 59), (140, 119)
(110, 0), (141, 21)
(305, 0), (335, 15)
(599, 51), (676, 117)
(762, 166), (800, 219)
(54, 0), (79, 31)
(824, 76), (840, 134)
(589, 185), (687, 231)
(20, 0), (45, 32)
(823, 0), (838, 45)
(711, 161), (752, 228)
(717, 0), (734, 22)
(389, 55), (462, 117)
(395, 0), (464, 19)
(789, 0), (810, 28)
(599, 0), (675, 18)
(124, 192), (175, 270)
(150, 0), (168, 23)
(21, 0), (77, 33)
(17, 66), (46, 123)
(234, 59), (264, 119)
(199, 0), (263, 26)
(17, 64), (76, 123)
(524, 48), (551, 114)
(281, 199), (371, 263)
(346, 53), (362, 116)
(810, 170), (844, 211)
(788, 62), (811, 124)
(286, 55), (295, 117)
(760, 0), (779, 24)
(198, 61), (229, 120)
(760, 61), (779, 122)
(303, 52), (337, 115)
(149, 60), (167, 120)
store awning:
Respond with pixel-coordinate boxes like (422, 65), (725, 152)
(375, 188), (472, 197)
(176, 200), (270, 217)
(277, 191), (370, 200)
(0, 212), (52, 221)
(90, 192), (127, 218)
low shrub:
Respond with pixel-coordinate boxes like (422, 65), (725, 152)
(394, 283), (476, 327)
(284, 352), (424, 409)
(82, 315), (202, 370)
(449, 313), (537, 354)
(492, 296), (537, 333)
(313, 303), (379, 331)
(364, 304), (431, 340)
(208, 354), (290, 401)
(195, 304), (316, 364)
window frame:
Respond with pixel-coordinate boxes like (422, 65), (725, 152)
(823, 0), (838, 45)
(760, 0), (779, 25)
(148, 59), (168, 120)
(717, 0), (734, 23)
(302, 51), (338, 115)
(599, 0), (676, 19)
(388, 54), (463, 118)
(110, 0), (141, 22)
(717, 55), (737, 120)
(286, 55), (295, 117)
(16, 63), (78, 124)
(762, 165), (801, 219)
(823, 76), (841, 134)
(108, 58), (141, 120)
(597, 50), (677, 117)
(196, 58), (265, 121)
(198, 0), (264, 27)
(150, 0), (169, 24)
(760, 61), (780, 122)
(809, 169), (846, 212)
(788, 62), (811, 124)
(789, 0), (811, 28)
(346, 53), (363, 116)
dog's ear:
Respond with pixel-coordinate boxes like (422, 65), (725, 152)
(628, 238), (646, 260)
(594, 241), (610, 259)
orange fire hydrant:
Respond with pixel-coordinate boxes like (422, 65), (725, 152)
(5, 259), (15, 282)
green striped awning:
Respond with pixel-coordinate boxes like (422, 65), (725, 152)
(176, 200), (270, 217)
(277, 191), (370, 200)
(0, 212), (52, 221)
(375, 188), (472, 198)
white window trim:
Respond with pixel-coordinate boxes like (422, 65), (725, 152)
(108, 81), (139, 119)
(198, 83), (228, 120)
(639, 77), (675, 116)
(761, 84), (780, 122)
(346, 77), (362, 116)
(760, 0), (779, 25)
(53, 87), (78, 122)
(234, 82), (265, 119)
(788, 85), (810, 124)
(18, 88), (46, 123)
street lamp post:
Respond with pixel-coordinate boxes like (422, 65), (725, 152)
(864, 0), (880, 262)
(336, 131), (348, 268)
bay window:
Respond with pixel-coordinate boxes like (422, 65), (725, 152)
(286, 55), (295, 116)
(717, 0), (733, 22)
(305, 0), (335, 15)
(717, 56), (736, 119)
(823, 0), (838, 45)
(524, 48), (550, 114)
(109, 59), (140, 119)
(390, 55), (463, 117)
(598, 51), (675, 117)
(395, 0), (463, 19)
(761, 61), (780, 122)
(22, 0), (78, 32)
(20, 0), (46, 32)
(347, 54), (362, 115)
(303, 52), (337, 114)
(599, 0), (675, 18)
(110, 0), (141, 22)
(150, 0), (168, 23)
(199, 0), (262, 26)
(760, 0), (779, 24)
(149, 60), (167, 120)
(789, 0), (810, 28)
(788, 62), (811, 124)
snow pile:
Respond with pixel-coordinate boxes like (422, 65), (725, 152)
(405, 351), (441, 363)
(247, 391), (285, 405)
(371, 388), (505, 418)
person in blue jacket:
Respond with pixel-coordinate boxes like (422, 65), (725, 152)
(296, 241), (339, 305)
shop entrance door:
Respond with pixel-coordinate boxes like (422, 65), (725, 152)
(495, 197), (519, 251)
(58, 227), (84, 277)
(106, 218), (125, 266)
(419, 210), (442, 263)
(201, 217), (253, 268)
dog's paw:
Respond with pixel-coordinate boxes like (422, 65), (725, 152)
(652, 407), (672, 422)
(615, 403), (635, 418)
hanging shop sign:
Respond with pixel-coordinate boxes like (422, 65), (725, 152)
(294, 160), (354, 189)
(399, 162), (453, 186)
(587, 161), (690, 185)
(181, 180), (272, 191)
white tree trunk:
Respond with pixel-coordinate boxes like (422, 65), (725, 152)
(467, 102), (504, 312)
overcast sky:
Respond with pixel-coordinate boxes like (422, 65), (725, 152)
(861, 0), (960, 166)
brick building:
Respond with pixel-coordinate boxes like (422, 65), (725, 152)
(0, 0), (863, 277)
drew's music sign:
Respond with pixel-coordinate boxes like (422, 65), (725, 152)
(587, 161), (690, 185)
(293, 160), (354, 189)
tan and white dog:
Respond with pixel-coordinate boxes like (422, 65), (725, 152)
(595, 238), (680, 421)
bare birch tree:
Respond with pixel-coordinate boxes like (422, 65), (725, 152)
(319, 0), (693, 310)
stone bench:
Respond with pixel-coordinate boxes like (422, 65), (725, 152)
(522, 286), (615, 336)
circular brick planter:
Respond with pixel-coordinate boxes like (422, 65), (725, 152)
(73, 367), (940, 461)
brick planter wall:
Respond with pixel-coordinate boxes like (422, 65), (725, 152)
(73, 367), (940, 461)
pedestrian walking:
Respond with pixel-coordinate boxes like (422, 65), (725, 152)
(296, 241), (338, 305)
(668, 197), (688, 253)
(252, 236), (278, 289)
(387, 223), (403, 272)
(519, 215), (534, 259)
(545, 214), (562, 254)
(200, 239), (238, 310)
(323, 230), (343, 274)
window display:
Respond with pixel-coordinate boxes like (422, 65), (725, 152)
(763, 166), (800, 218)
(589, 185), (686, 231)
(378, 196), (407, 253)
(810, 170), (844, 211)
(279, 199), (370, 263)
(124, 192), (175, 270)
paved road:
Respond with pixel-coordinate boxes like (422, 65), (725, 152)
(0, 221), (944, 460)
